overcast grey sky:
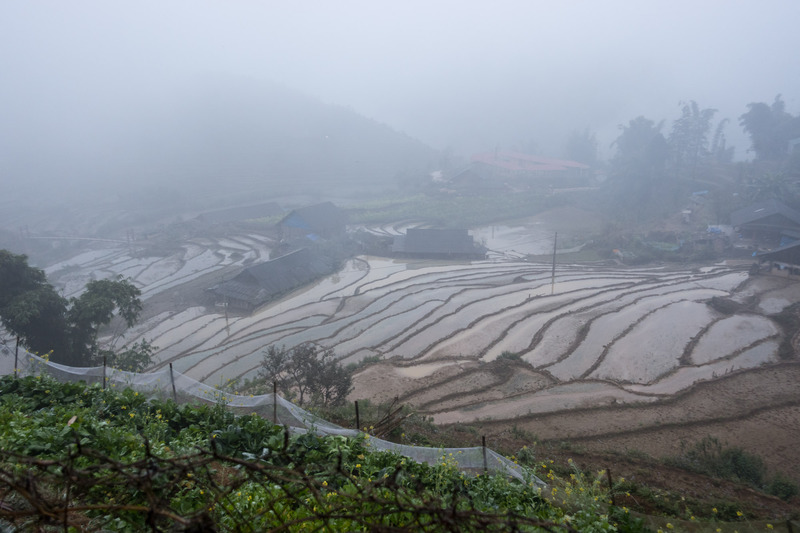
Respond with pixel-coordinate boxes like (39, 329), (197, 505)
(2, 0), (798, 171)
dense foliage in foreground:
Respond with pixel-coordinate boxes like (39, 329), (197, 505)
(0, 375), (634, 532)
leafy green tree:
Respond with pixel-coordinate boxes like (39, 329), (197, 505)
(746, 171), (800, 208)
(710, 117), (734, 164)
(0, 250), (70, 357)
(739, 94), (800, 161)
(103, 339), (157, 372)
(259, 344), (352, 407)
(564, 128), (598, 167)
(611, 116), (668, 182)
(68, 276), (142, 363)
(608, 116), (670, 223)
(668, 100), (717, 180)
(0, 250), (143, 366)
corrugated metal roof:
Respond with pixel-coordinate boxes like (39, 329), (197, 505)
(730, 199), (800, 228)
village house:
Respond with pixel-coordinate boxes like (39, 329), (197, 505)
(469, 151), (591, 188)
(756, 240), (800, 277)
(730, 199), (800, 248)
(391, 228), (486, 260)
(208, 247), (336, 312)
(277, 202), (347, 243)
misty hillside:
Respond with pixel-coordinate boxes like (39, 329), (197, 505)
(129, 78), (439, 192)
(4, 77), (438, 200)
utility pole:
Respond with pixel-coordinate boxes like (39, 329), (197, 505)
(550, 232), (557, 295)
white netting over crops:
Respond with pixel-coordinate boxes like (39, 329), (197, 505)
(3, 349), (543, 487)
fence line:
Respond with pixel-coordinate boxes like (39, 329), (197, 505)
(3, 349), (542, 486)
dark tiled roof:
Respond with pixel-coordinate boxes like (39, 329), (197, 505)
(212, 248), (335, 307)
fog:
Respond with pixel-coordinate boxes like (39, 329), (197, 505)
(2, 0), (799, 202)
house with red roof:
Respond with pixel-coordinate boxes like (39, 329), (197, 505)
(447, 151), (591, 192)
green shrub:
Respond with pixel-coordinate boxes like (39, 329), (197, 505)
(670, 436), (766, 486)
(767, 474), (799, 501)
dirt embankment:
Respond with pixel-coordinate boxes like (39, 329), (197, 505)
(461, 362), (800, 483)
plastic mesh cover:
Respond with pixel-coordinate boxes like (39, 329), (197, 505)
(4, 350), (542, 486)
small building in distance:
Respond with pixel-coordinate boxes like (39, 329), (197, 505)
(470, 151), (591, 188)
(730, 199), (800, 247)
(277, 202), (347, 242)
(208, 247), (336, 312)
(391, 228), (486, 260)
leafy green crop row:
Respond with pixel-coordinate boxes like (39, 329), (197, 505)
(0, 375), (632, 532)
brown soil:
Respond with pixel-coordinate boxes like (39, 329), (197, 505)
(352, 347), (800, 522)
(357, 360), (800, 521)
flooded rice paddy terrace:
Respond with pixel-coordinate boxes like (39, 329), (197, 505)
(44, 221), (800, 427)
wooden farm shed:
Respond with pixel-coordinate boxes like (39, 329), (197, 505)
(730, 199), (800, 246)
(391, 228), (486, 260)
(756, 240), (800, 277)
(277, 202), (347, 242)
(209, 248), (336, 312)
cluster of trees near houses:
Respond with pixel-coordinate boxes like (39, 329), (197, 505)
(598, 95), (800, 225)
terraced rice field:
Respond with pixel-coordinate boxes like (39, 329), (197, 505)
(45, 225), (800, 427)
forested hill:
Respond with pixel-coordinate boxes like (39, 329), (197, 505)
(131, 78), (439, 194)
(4, 76), (439, 200)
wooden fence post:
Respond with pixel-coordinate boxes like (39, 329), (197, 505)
(273, 381), (278, 424)
(169, 363), (177, 402)
(14, 336), (19, 379)
(606, 468), (616, 506)
(482, 435), (488, 474)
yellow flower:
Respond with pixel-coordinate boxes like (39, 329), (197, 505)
(356, 464), (361, 468)
(666, 523), (673, 530)
(737, 510), (743, 517)
(322, 480), (328, 487)
(767, 525), (774, 530)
